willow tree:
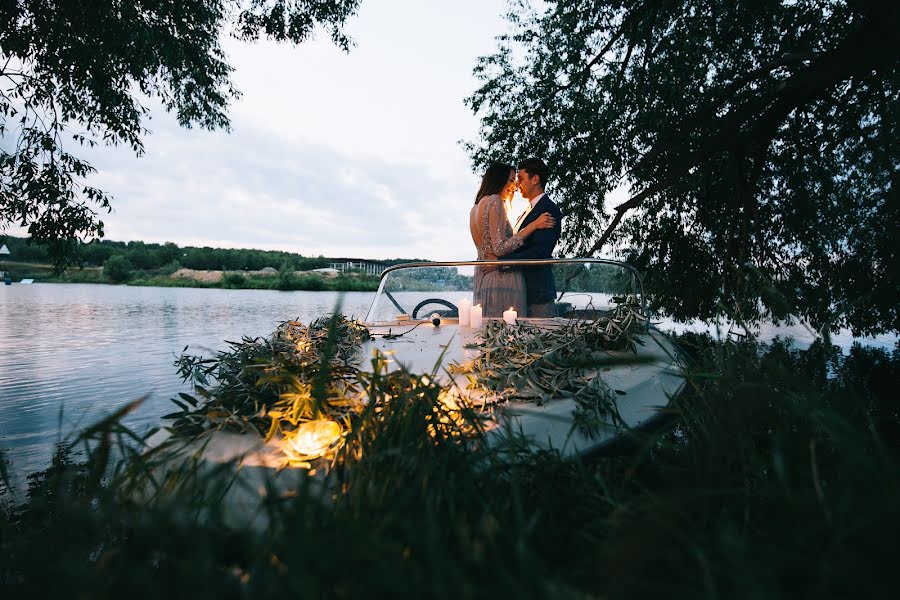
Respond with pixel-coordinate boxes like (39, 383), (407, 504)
(1, 0), (360, 268)
(467, 0), (898, 335)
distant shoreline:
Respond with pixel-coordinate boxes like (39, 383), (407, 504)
(0, 235), (419, 291)
(0, 261), (381, 292)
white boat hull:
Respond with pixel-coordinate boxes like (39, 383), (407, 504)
(364, 318), (683, 457)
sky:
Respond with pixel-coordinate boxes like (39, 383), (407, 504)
(67, 0), (515, 261)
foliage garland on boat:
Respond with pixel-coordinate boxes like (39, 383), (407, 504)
(165, 301), (648, 466)
(450, 300), (648, 436)
(167, 315), (373, 460)
(167, 315), (487, 467)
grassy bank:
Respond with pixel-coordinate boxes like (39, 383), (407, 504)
(0, 261), (104, 283)
(1, 323), (897, 597)
(130, 273), (380, 292)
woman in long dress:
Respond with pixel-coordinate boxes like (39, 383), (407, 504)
(470, 162), (555, 317)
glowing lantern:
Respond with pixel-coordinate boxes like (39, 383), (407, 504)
(438, 390), (459, 410)
(288, 419), (343, 457)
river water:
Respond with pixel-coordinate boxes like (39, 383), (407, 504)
(1, 283), (895, 485)
(0, 283), (374, 485)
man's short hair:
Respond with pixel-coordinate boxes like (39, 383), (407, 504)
(517, 158), (549, 187)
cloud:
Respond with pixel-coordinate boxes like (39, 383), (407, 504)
(79, 118), (482, 260)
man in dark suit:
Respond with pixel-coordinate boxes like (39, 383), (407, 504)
(506, 158), (563, 317)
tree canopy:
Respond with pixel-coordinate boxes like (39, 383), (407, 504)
(467, 0), (899, 335)
(1, 0), (360, 269)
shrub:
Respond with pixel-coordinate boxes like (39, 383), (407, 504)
(222, 273), (246, 288)
(159, 260), (182, 276)
(294, 275), (325, 291)
(102, 255), (133, 283)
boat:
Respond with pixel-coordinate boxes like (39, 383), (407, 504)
(359, 258), (684, 457)
(148, 258), (684, 464)
(138, 258), (686, 526)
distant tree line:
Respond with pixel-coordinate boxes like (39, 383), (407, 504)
(553, 263), (634, 296)
(387, 266), (474, 292)
(0, 235), (417, 274)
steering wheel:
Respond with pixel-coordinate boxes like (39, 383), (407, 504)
(411, 298), (459, 319)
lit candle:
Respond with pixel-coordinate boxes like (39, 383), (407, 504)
(503, 307), (517, 324)
(469, 304), (483, 329)
(458, 297), (471, 326)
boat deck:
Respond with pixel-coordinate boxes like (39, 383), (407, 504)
(364, 318), (684, 457)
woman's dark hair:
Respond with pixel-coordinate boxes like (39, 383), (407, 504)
(474, 162), (514, 204)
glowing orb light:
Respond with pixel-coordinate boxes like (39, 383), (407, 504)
(288, 419), (343, 457)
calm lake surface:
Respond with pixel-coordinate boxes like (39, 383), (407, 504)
(1, 283), (896, 484)
(0, 283), (374, 484)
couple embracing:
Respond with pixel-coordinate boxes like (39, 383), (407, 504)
(469, 158), (562, 318)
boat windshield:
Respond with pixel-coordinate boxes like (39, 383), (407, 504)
(365, 259), (645, 324)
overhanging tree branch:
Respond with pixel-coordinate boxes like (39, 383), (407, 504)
(588, 3), (900, 255)
(1, 0), (362, 270)
(554, 5), (653, 92)
(628, 51), (819, 177)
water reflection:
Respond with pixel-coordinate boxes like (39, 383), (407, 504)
(0, 283), (373, 483)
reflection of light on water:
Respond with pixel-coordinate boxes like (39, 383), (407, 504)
(0, 285), (377, 485)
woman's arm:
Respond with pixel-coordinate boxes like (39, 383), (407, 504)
(517, 212), (555, 239)
(486, 196), (525, 257)
(500, 203), (562, 261)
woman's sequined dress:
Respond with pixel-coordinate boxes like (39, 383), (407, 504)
(469, 194), (527, 317)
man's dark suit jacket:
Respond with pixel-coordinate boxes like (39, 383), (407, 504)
(503, 194), (562, 305)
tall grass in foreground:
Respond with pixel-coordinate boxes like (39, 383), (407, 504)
(1, 334), (897, 599)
